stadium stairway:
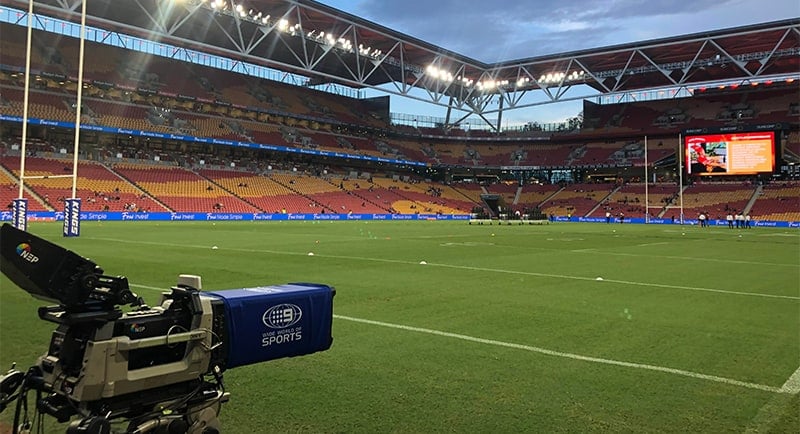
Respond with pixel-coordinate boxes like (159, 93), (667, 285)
(109, 167), (175, 212)
(195, 171), (266, 213)
(372, 181), (440, 213)
(369, 183), (431, 213)
(0, 164), (53, 211)
(542, 186), (564, 206)
(586, 185), (622, 217)
(513, 186), (522, 206)
(742, 185), (762, 216)
(322, 179), (392, 213)
(267, 175), (336, 214)
(100, 163), (171, 212)
(656, 185), (687, 218)
(451, 184), (486, 206)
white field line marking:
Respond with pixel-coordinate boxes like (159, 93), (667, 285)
(333, 314), (785, 394)
(779, 365), (800, 394)
(422, 262), (800, 301)
(91, 237), (800, 301)
(660, 229), (799, 236)
(429, 235), (799, 269)
(634, 242), (671, 247)
(589, 251), (799, 268)
(290, 231), (799, 268)
(744, 365), (800, 432)
(128, 282), (788, 395)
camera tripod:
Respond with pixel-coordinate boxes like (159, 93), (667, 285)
(1, 364), (228, 434)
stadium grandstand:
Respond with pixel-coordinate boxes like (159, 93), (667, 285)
(0, 2), (798, 225)
(0, 2), (799, 434)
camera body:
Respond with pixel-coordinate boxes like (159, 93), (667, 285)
(0, 224), (335, 433)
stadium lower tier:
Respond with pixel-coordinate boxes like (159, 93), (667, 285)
(1, 157), (798, 220)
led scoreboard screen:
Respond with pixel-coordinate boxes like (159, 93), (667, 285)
(685, 131), (776, 175)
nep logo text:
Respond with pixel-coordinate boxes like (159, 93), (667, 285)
(16, 243), (39, 263)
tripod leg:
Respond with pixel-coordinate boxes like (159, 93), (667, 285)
(186, 392), (228, 434)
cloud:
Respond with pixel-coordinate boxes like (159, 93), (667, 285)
(322, 0), (798, 61)
(521, 0), (737, 21)
(352, 0), (739, 29)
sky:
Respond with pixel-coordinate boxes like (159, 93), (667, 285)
(316, 0), (799, 128)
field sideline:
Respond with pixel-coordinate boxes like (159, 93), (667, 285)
(1, 221), (798, 432)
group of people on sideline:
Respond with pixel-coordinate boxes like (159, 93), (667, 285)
(698, 211), (751, 228)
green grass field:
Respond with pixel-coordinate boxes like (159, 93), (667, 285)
(1, 221), (798, 433)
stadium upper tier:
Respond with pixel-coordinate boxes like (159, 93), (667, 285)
(1, 24), (798, 171)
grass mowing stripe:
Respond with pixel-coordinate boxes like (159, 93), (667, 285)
(425, 262), (800, 301)
(128, 283), (786, 395)
(333, 314), (786, 394)
(584, 250), (799, 268)
(92, 237), (799, 301)
(450, 237), (798, 268)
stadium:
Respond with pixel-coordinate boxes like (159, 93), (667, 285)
(0, 1), (798, 432)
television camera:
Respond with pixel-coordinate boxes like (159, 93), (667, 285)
(0, 223), (335, 433)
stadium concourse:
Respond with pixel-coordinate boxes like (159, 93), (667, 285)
(0, 11), (799, 225)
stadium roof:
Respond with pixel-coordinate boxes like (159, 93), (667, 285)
(7, 0), (800, 129)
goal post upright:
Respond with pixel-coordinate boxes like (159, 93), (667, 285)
(63, 0), (88, 237)
(678, 133), (684, 224)
(12, 0), (36, 231)
(644, 135), (649, 223)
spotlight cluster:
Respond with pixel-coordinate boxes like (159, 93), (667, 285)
(538, 70), (585, 85)
(199, 0), (589, 92)
(476, 79), (509, 91)
(199, 0), (384, 59)
(425, 65), (454, 83)
(424, 63), (586, 92)
(207, 0), (271, 23)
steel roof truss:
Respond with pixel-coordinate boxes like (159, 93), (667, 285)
(613, 51), (638, 92)
(754, 27), (796, 76)
(362, 39), (402, 86)
(707, 39), (752, 77)
(134, 0), (168, 35)
(636, 49), (678, 86)
(166, 2), (206, 37)
(209, 13), (247, 53)
(573, 58), (611, 92)
(55, 0), (78, 12)
(678, 40), (710, 84)
(241, 24), (271, 55)
(500, 66), (535, 108)
(307, 24), (357, 75)
(347, 26), (366, 82)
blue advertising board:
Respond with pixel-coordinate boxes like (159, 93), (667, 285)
(0, 211), (795, 227)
